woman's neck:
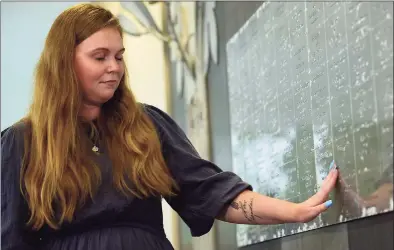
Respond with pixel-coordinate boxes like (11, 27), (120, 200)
(80, 103), (101, 121)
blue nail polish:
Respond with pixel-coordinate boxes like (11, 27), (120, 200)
(329, 160), (336, 170)
(325, 200), (333, 208)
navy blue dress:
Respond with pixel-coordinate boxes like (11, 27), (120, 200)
(1, 104), (252, 250)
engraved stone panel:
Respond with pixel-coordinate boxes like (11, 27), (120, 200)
(226, 1), (393, 247)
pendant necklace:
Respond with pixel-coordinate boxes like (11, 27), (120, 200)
(87, 122), (101, 155)
(91, 135), (101, 155)
(92, 145), (99, 153)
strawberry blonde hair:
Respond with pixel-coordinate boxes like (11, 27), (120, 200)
(21, 3), (177, 230)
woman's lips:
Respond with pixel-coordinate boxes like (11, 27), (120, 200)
(101, 80), (118, 87)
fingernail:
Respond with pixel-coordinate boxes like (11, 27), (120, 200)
(325, 200), (333, 208)
(329, 160), (337, 170)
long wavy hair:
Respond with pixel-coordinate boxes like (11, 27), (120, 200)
(21, 3), (177, 230)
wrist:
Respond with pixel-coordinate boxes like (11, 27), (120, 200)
(276, 200), (302, 223)
(290, 203), (302, 223)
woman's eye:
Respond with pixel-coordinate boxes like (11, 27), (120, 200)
(94, 55), (123, 61)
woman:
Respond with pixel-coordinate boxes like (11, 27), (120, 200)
(1, 3), (338, 250)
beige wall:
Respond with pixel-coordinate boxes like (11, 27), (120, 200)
(98, 2), (179, 249)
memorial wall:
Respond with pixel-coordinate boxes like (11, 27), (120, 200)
(226, 2), (393, 247)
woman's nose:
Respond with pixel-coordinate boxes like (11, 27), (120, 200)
(107, 58), (122, 72)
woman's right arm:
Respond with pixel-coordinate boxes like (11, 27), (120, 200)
(1, 124), (36, 250)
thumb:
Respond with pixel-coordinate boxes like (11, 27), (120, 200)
(300, 200), (334, 223)
(314, 200), (333, 214)
(298, 200), (333, 223)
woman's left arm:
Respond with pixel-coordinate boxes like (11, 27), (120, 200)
(217, 167), (338, 224)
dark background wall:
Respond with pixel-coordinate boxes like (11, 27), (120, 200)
(170, 2), (393, 250)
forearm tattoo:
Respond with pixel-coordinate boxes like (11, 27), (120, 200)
(231, 198), (263, 222)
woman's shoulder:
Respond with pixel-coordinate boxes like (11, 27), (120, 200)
(140, 103), (179, 131)
(141, 103), (172, 121)
(140, 103), (197, 153)
(2, 120), (28, 138)
(1, 120), (29, 154)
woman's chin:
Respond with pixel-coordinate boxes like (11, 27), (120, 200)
(98, 91), (116, 103)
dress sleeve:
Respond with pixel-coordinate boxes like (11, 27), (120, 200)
(143, 104), (252, 237)
(1, 124), (37, 249)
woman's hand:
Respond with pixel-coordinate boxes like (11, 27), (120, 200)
(294, 162), (339, 223)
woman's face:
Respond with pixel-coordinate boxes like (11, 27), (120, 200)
(74, 27), (125, 105)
